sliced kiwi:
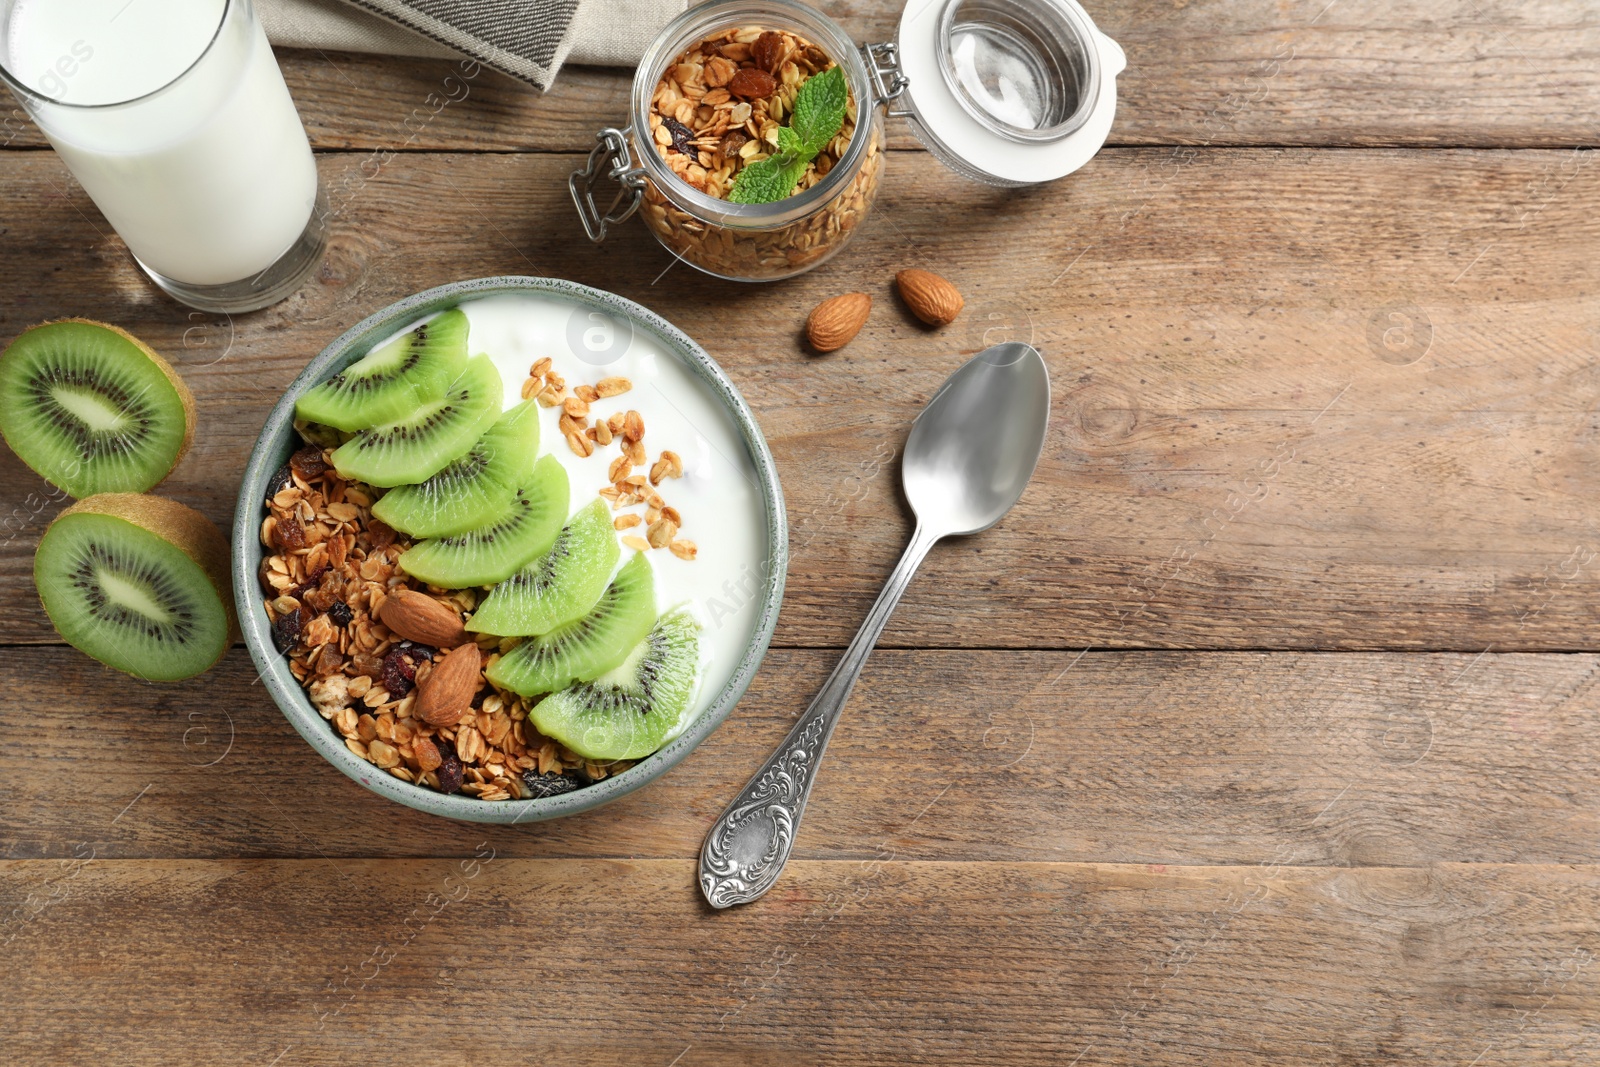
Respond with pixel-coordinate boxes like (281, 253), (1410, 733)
(372, 401), (539, 537)
(487, 552), (657, 696)
(34, 493), (235, 681)
(294, 308), (469, 431)
(527, 609), (700, 760)
(397, 455), (570, 589)
(467, 498), (620, 637)
(330, 354), (502, 487)
(0, 319), (195, 498)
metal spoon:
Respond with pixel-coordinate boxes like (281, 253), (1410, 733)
(699, 342), (1051, 908)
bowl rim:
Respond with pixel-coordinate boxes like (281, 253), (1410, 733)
(232, 275), (788, 824)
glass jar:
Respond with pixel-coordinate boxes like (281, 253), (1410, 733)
(571, 0), (1124, 283)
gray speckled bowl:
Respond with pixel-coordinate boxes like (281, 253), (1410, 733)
(232, 276), (787, 824)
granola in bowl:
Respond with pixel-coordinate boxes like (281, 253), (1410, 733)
(259, 443), (635, 802)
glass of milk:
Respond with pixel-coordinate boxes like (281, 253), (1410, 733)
(0, 0), (325, 312)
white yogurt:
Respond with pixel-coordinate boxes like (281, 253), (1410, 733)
(372, 293), (772, 742)
(6, 0), (319, 285)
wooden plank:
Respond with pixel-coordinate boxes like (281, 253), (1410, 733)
(0, 1), (1596, 152)
(0, 148), (1596, 650)
(2, 857), (1596, 1064)
(4, 647), (1598, 864)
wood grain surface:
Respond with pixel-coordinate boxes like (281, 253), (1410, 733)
(0, 147), (1595, 649)
(2, 0), (1598, 1061)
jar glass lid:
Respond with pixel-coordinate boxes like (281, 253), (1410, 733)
(896, 0), (1124, 185)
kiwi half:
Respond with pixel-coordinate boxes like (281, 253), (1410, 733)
(0, 319), (195, 498)
(372, 400), (540, 537)
(294, 309), (469, 431)
(34, 493), (235, 681)
(397, 455), (570, 589)
(330, 354), (502, 487)
(487, 551), (657, 696)
(527, 609), (701, 760)
(467, 497), (619, 637)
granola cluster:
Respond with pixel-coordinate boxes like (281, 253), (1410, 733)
(522, 357), (696, 560)
(639, 25), (883, 280)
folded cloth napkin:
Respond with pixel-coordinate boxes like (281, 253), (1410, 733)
(258, 0), (685, 89)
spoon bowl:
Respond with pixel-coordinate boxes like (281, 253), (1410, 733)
(903, 342), (1052, 536)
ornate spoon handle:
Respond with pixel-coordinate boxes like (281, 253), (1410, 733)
(700, 525), (941, 908)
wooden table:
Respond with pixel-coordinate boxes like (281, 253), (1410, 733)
(3, 2), (1599, 1062)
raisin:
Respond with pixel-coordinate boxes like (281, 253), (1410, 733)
(413, 735), (443, 773)
(752, 30), (786, 74)
(328, 601), (353, 627)
(366, 519), (396, 551)
(663, 116), (696, 155)
(271, 607), (303, 654)
(728, 67), (778, 100)
(381, 641), (435, 696)
(521, 771), (582, 799)
(264, 463), (293, 504)
(435, 749), (464, 794)
(275, 515), (307, 551)
(289, 445), (330, 481)
(720, 129), (749, 157)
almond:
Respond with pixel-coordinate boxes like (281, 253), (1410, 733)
(377, 589), (468, 647)
(416, 643), (481, 727)
(895, 269), (964, 326)
(805, 292), (871, 352)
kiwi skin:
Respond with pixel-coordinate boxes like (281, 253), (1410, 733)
(44, 493), (239, 652)
(0, 319), (198, 493)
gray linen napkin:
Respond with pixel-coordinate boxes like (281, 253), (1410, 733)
(259, 0), (685, 88)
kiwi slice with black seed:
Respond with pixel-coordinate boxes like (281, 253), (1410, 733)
(487, 551), (657, 696)
(295, 309), (469, 431)
(467, 497), (620, 637)
(0, 319), (195, 499)
(527, 609), (701, 760)
(397, 455), (570, 588)
(372, 400), (539, 537)
(330, 354), (502, 487)
(34, 493), (236, 681)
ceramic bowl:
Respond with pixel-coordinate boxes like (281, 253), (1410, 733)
(232, 276), (787, 824)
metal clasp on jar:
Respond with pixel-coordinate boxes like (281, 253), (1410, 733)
(862, 41), (912, 117)
(570, 127), (648, 242)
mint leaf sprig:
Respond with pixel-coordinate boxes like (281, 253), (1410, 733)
(727, 65), (848, 205)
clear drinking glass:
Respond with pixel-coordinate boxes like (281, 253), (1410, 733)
(0, 0), (326, 312)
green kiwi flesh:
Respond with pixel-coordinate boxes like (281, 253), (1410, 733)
(330, 354), (502, 487)
(35, 493), (234, 681)
(467, 497), (619, 637)
(527, 609), (700, 760)
(397, 455), (570, 588)
(294, 309), (469, 431)
(372, 400), (540, 537)
(486, 552), (657, 696)
(0, 319), (195, 498)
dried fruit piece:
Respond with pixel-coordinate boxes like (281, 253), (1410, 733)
(663, 116), (696, 155)
(414, 735), (443, 773)
(275, 514), (307, 551)
(435, 746), (464, 793)
(328, 601), (353, 628)
(728, 67), (778, 99)
(752, 30), (786, 73)
(895, 269), (964, 326)
(272, 606), (304, 653)
(264, 464), (293, 504)
(806, 292), (871, 352)
(290, 445), (330, 481)
(381, 641), (435, 698)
